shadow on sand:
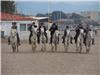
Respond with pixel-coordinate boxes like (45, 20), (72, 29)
(4, 50), (89, 54)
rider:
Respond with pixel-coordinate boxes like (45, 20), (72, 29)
(84, 24), (94, 45)
(8, 22), (21, 45)
(37, 22), (48, 44)
(62, 25), (73, 44)
(49, 23), (58, 44)
(28, 22), (37, 44)
(74, 23), (84, 44)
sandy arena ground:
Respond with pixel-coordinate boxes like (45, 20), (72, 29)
(1, 31), (100, 75)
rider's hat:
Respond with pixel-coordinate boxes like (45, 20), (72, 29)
(12, 22), (16, 25)
(66, 26), (69, 28)
(52, 23), (56, 25)
(32, 22), (35, 25)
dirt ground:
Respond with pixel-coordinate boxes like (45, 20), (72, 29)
(1, 31), (100, 75)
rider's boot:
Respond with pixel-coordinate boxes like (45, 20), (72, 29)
(45, 33), (48, 43)
(8, 37), (10, 45)
(92, 38), (95, 45)
(62, 36), (65, 43)
(17, 33), (21, 45)
(29, 34), (32, 44)
(70, 37), (73, 44)
(50, 37), (52, 44)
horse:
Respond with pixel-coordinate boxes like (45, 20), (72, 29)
(85, 30), (93, 53)
(63, 29), (71, 52)
(31, 26), (37, 52)
(76, 29), (84, 53)
(40, 27), (47, 52)
(51, 30), (60, 52)
(10, 29), (19, 53)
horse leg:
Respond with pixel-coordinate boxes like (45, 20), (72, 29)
(12, 44), (16, 53)
(14, 45), (16, 52)
(34, 41), (37, 51)
(86, 45), (89, 54)
(79, 43), (82, 53)
(51, 44), (54, 52)
(17, 45), (19, 53)
(32, 43), (35, 52)
(64, 44), (66, 52)
(86, 41), (91, 54)
(66, 41), (69, 52)
(55, 44), (57, 52)
(41, 43), (43, 52)
(12, 46), (15, 53)
(44, 43), (46, 51)
(76, 43), (79, 52)
(65, 43), (68, 53)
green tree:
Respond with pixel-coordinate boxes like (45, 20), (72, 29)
(1, 1), (16, 14)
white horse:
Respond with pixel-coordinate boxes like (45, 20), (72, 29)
(76, 29), (84, 53)
(40, 27), (46, 51)
(51, 30), (60, 52)
(10, 29), (19, 52)
(31, 26), (37, 52)
(64, 29), (71, 52)
(46, 30), (51, 43)
(85, 30), (93, 53)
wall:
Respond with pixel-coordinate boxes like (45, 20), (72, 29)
(1, 20), (37, 40)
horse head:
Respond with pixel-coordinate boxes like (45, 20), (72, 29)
(80, 29), (84, 34)
(66, 29), (70, 36)
(11, 29), (17, 38)
(55, 30), (60, 37)
(41, 27), (45, 34)
(31, 26), (37, 35)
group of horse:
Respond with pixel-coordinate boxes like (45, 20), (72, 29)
(9, 27), (96, 54)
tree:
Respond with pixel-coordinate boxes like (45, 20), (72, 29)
(1, 1), (16, 14)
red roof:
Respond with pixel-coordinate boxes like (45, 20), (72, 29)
(0, 12), (34, 21)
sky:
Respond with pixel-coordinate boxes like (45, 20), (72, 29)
(15, 1), (100, 15)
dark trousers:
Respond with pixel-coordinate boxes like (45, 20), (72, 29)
(37, 33), (40, 44)
(74, 32), (80, 43)
(50, 32), (54, 44)
(44, 32), (48, 43)
(29, 33), (32, 44)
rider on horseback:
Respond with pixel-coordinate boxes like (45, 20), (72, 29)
(37, 22), (48, 44)
(74, 23), (84, 44)
(49, 23), (58, 44)
(28, 22), (37, 44)
(62, 25), (73, 44)
(8, 22), (21, 45)
(84, 24), (95, 45)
